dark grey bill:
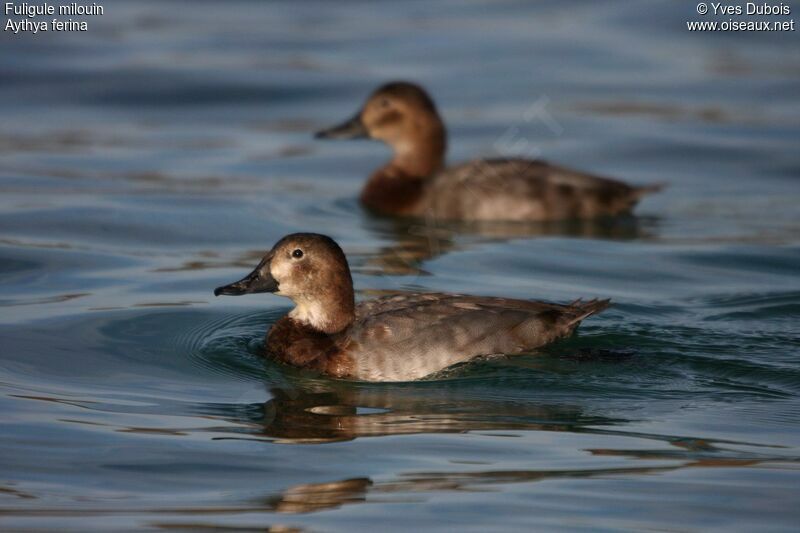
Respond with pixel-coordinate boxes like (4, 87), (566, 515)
(314, 113), (367, 139)
(214, 263), (278, 296)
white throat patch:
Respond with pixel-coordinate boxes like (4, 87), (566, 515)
(289, 301), (329, 331)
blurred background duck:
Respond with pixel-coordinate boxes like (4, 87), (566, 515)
(316, 81), (663, 221)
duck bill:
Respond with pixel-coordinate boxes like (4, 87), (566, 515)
(214, 263), (278, 297)
(314, 112), (367, 140)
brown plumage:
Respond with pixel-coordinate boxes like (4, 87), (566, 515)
(214, 233), (610, 382)
(316, 81), (663, 221)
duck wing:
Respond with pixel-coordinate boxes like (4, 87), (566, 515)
(425, 158), (662, 221)
(343, 293), (609, 381)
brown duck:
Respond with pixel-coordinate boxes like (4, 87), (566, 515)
(316, 81), (663, 221)
(214, 233), (610, 382)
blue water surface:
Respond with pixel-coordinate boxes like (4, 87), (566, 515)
(1, 1), (799, 531)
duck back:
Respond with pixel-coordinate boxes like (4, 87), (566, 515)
(422, 158), (659, 221)
(336, 293), (609, 382)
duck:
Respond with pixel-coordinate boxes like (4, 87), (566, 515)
(315, 81), (663, 221)
(213, 233), (610, 382)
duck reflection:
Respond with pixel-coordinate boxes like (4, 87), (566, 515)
(214, 382), (796, 516)
(226, 381), (624, 444)
(246, 390), (794, 516)
(262, 477), (373, 514)
(358, 213), (659, 275)
(258, 454), (784, 515)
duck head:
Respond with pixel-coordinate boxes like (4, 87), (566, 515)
(214, 233), (355, 334)
(315, 81), (447, 177)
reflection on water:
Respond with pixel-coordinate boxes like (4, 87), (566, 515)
(262, 456), (794, 516)
(5, 380), (798, 521)
(234, 385), (623, 444)
(150, 214), (659, 277)
(358, 214), (660, 275)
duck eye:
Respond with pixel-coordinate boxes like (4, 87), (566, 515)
(379, 98), (390, 108)
(291, 249), (304, 259)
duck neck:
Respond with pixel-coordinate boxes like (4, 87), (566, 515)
(361, 119), (446, 215)
(289, 289), (355, 335)
(387, 123), (446, 178)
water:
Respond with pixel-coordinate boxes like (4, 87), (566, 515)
(1, 0), (799, 530)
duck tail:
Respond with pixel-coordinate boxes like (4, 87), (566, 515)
(567, 298), (611, 326)
(632, 182), (667, 200)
